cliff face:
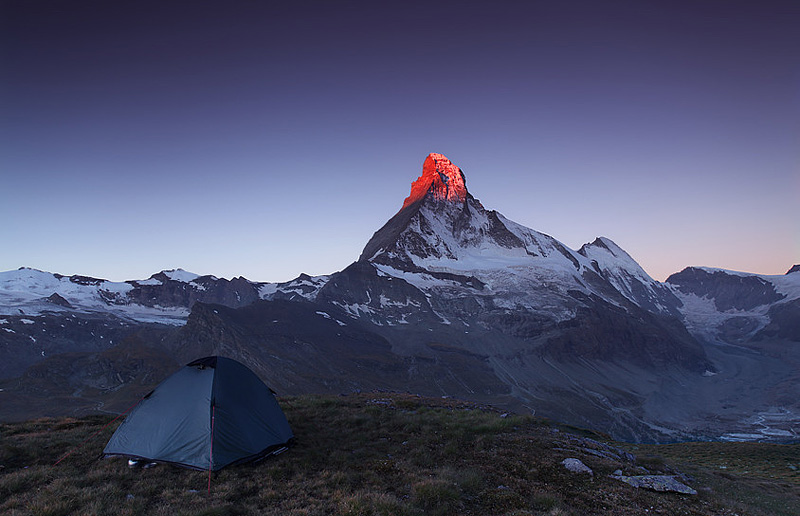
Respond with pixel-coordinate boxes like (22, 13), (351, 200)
(667, 267), (785, 312)
(124, 273), (261, 309)
(401, 153), (468, 209)
(172, 300), (512, 406)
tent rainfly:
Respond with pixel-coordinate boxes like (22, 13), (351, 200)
(103, 356), (293, 471)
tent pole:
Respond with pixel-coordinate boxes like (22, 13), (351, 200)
(208, 404), (215, 495)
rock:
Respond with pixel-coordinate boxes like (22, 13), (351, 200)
(401, 153), (468, 210)
(561, 458), (593, 476)
(45, 293), (73, 308)
(610, 474), (697, 495)
(568, 436), (637, 463)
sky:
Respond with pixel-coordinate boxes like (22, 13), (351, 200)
(1, 0), (798, 283)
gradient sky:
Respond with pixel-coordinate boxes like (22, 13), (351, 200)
(2, 0), (798, 283)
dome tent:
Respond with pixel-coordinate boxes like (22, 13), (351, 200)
(104, 356), (293, 471)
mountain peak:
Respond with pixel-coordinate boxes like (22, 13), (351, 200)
(401, 153), (467, 210)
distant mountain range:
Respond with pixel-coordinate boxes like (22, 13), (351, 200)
(2, 153), (798, 442)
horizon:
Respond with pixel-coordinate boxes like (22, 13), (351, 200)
(2, 1), (798, 283)
(3, 253), (799, 285)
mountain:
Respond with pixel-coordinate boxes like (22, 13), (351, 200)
(0, 267), (329, 379)
(0, 267), (256, 324)
(1, 153), (798, 443)
(667, 266), (800, 345)
(315, 154), (709, 374)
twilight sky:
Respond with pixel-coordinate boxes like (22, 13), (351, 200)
(2, 0), (798, 282)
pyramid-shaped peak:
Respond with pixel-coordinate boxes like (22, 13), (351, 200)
(401, 153), (468, 210)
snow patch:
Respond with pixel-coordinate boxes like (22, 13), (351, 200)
(673, 290), (770, 343)
(259, 283), (279, 298)
(260, 275), (330, 301)
(333, 301), (375, 319)
(378, 294), (421, 309)
(163, 269), (200, 282)
(136, 278), (163, 286)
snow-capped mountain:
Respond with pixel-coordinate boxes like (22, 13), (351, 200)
(0, 267), (335, 325)
(578, 237), (682, 316)
(667, 265), (800, 346)
(1, 152), (798, 442)
(316, 153), (706, 371)
(0, 268), (203, 325)
(358, 154), (677, 320)
(0, 266), (332, 380)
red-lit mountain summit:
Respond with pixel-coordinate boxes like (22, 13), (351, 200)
(401, 153), (468, 210)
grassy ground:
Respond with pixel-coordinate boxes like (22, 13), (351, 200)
(1, 393), (797, 515)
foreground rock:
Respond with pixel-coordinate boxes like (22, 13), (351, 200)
(561, 458), (594, 476)
(610, 474), (697, 495)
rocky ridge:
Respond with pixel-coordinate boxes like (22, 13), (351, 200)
(401, 152), (467, 209)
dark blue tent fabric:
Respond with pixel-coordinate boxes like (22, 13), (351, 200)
(104, 357), (293, 471)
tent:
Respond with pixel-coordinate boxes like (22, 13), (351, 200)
(104, 356), (293, 471)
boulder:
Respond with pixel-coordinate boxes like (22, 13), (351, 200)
(610, 474), (697, 495)
(561, 458), (593, 476)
